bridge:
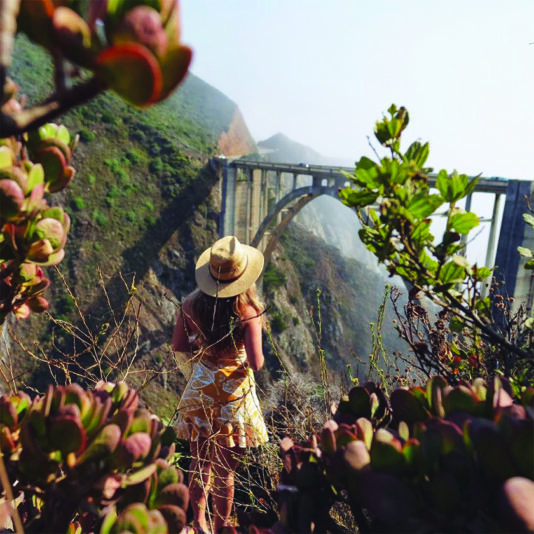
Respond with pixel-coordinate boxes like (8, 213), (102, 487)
(214, 157), (534, 305)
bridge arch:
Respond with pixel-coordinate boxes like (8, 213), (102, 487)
(250, 185), (341, 263)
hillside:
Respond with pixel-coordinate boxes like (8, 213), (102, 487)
(6, 36), (406, 419)
(6, 37), (258, 414)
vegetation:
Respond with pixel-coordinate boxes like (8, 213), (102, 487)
(0, 381), (188, 533)
(278, 376), (534, 533)
(339, 104), (534, 381)
(2, 0), (192, 137)
(2, 2), (533, 531)
(0, 120), (76, 323)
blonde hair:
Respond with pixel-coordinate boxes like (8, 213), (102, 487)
(189, 284), (264, 351)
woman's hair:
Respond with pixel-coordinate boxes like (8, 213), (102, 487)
(189, 284), (264, 352)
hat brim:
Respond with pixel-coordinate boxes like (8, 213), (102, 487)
(195, 243), (264, 298)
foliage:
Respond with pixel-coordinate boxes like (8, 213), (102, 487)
(0, 381), (188, 533)
(0, 113), (77, 324)
(339, 104), (533, 368)
(518, 200), (534, 270)
(262, 263), (288, 294)
(278, 376), (534, 533)
(1, 0), (192, 137)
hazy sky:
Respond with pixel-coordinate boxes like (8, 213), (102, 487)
(181, 1), (534, 182)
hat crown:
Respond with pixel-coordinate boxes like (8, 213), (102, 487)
(209, 236), (248, 281)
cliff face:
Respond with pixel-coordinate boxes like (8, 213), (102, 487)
(218, 109), (257, 157)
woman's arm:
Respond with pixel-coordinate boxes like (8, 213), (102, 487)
(172, 299), (193, 352)
(242, 306), (264, 371)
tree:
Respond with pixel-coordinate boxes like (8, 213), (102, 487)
(339, 105), (533, 379)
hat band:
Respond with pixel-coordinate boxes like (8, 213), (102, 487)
(209, 255), (248, 283)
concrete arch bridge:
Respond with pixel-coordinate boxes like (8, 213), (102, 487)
(213, 158), (534, 305)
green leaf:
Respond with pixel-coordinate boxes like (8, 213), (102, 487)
(411, 220), (433, 246)
(452, 254), (470, 268)
(439, 261), (465, 284)
(518, 246), (533, 259)
(55, 124), (71, 145)
(449, 316), (464, 333)
(38, 123), (58, 140)
(404, 141), (429, 167)
(436, 170), (467, 202)
(523, 213), (534, 228)
(435, 170), (449, 197)
(407, 193), (443, 219)
(0, 146), (13, 168)
(27, 163), (45, 191)
(451, 212), (479, 234)
(357, 156), (377, 171)
(415, 142), (429, 167)
(473, 266), (492, 280)
(123, 463), (157, 486)
(339, 187), (378, 208)
(463, 175), (480, 197)
(355, 158), (379, 187)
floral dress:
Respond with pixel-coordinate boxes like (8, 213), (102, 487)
(175, 345), (268, 448)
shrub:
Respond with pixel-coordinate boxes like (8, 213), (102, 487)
(270, 312), (289, 334)
(278, 376), (534, 533)
(125, 149), (143, 166)
(149, 157), (164, 174)
(78, 128), (95, 143)
(263, 264), (288, 294)
(93, 210), (108, 227)
(0, 382), (188, 533)
(72, 196), (86, 210)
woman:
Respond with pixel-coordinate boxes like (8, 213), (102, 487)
(172, 235), (268, 533)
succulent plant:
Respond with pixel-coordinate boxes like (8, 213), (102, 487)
(278, 376), (534, 533)
(15, 0), (192, 107)
(0, 382), (188, 533)
(334, 381), (391, 427)
(0, 83), (78, 323)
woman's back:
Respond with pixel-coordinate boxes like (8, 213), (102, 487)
(176, 288), (264, 371)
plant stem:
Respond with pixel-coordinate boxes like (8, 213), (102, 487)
(1, 76), (105, 138)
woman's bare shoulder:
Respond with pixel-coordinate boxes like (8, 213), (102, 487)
(182, 290), (198, 310)
(241, 304), (262, 321)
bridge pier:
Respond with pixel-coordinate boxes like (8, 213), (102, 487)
(220, 159), (236, 237)
(494, 180), (534, 308)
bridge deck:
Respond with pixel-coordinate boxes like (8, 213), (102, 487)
(232, 160), (510, 194)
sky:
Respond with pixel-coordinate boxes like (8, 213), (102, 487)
(181, 1), (534, 182)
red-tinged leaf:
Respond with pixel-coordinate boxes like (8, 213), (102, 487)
(53, 7), (92, 66)
(153, 45), (192, 103)
(499, 477), (534, 532)
(113, 6), (168, 58)
(35, 146), (66, 191)
(49, 416), (86, 455)
(343, 440), (370, 472)
(96, 43), (162, 106)
(158, 504), (186, 533)
(28, 296), (49, 313)
(390, 388), (429, 423)
(0, 180), (24, 220)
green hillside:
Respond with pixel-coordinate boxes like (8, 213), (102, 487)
(7, 36), (247, 409)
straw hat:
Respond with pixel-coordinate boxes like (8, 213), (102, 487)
(195, 236), (264, 298)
